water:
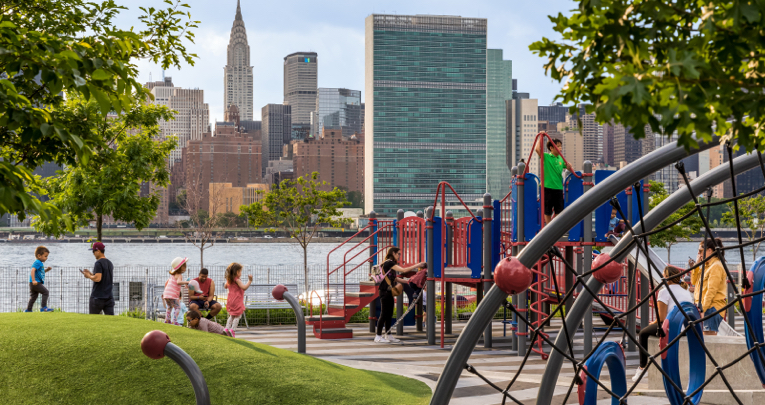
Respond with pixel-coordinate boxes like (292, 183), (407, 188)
(0, 242), (368, 268)
(645, 241), (765, 265)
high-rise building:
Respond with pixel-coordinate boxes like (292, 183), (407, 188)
(292, 127), (364, 193)
(209, 182), (269, 214)
(602, 121), (615, 167)
(654, 132), (680, 193)
(365, 14), (488, 215)
(508, 96), (538, 172)
(538, 102), (570, 129)
(723, 147), (764, 197)
(183, 123), (262, 211)
(486, 49), (513, 199)
(314, 88), (363, 138)
(578, 105), (603, 163)
(557, 120), (585, 172)
(284, 52), (318, 127)
(224, 0), (254, 120)
(261, 104), (292, 175)
(146, 77), (209, 168)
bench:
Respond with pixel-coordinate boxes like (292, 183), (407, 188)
(240, 284), (299, 328)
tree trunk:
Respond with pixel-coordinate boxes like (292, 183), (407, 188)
(200, 244), (205, 269)
(303, 244), (309, 299)
(667, 244), (671, 264)
(97, 213), (103, 242)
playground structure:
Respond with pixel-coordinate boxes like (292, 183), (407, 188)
(315, 131), (765, 404)
(141, 330), (210, 405)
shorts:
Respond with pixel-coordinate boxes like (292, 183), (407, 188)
(190, 299), (218, 309)
(544, 188), (564, 216)
(703, 307), (723, 332)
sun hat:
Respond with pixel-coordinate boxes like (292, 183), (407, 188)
(188, 279), (202, 293)
(170, 257), (189, 274)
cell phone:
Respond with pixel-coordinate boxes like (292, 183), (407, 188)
(79, 269), (86, 274)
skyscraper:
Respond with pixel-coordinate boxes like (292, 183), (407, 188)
(224, 0), (254, 120)
(261, 104), (292, 175)
(538, 102), (570, 129)
(365, 14), (487, 215)
(508, 95), (538, 172)
(578, 104), (603, 163)
(314, 88), (363, 137)
(486, 49), (513, 199)
(284, 52), (318, 127)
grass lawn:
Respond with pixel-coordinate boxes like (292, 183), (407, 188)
(0, 313), (431, 404)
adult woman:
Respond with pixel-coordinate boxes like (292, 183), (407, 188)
(375, 247), (425, 343)
(632, 265), (694, 382)
(689, 238), (727, 335)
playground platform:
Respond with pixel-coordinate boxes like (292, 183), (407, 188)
(237, 320), (677, 405)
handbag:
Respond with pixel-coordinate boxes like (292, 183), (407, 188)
(385, 274), (403, 297)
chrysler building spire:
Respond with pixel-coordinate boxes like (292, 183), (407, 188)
(224, 0), (253, 120)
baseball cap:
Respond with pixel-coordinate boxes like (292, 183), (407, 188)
(89, 242), (105, 252)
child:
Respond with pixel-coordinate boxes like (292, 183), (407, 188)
(224, 262), (253, 338)
(27, 246), (54, 312)
(163, 257), (190, 325)
(186, 309), (227, 335)
(605, 208), (626, 237)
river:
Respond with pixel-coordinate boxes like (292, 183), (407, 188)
(0, 242), (367, 268)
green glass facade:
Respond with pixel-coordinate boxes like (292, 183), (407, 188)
(365, 15), (487, 216)
(486, 49), (513, 200)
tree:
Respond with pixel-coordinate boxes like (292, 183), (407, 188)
(337, 186), (364, 209)
(177, 172), (225, 268)
(32, 98), (176, 241)
(242, 172), (351, 293)
(648, 181), (703, 262)
(0, 0), (198, 231)
(530, 1), (765, 152)
(722, 194), (765, 262)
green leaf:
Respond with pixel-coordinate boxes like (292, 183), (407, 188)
(91, 69), (111, 81)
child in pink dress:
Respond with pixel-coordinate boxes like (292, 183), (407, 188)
(163, 257), (190, 325)
(224, 262), (253, 338)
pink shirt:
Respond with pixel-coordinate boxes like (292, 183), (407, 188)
(163, 273), (183, 299)
(191, 317), (226, 335)
(226, 277), (245, 316)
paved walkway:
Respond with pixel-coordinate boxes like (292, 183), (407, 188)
(237, 319), (673, 405)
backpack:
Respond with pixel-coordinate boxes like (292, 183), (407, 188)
(370, 260), (393, 284)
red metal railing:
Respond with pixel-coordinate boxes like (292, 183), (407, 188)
(399, 217), (426, 266)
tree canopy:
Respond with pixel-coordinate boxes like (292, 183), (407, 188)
(0, 0), (198, 229)
(530, 1), (765, 152)
(647, 180), (703, 262)
(33, 98), (176, 241)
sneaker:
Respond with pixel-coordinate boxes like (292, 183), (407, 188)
(374, 335), (382, 342)
(40, 307), (53, 312)
(387, 336), (401, 343)
(24, 310), (32, 313)
(230, 330), (236, 338)
(377, 336), (390, 343)
(632, 367), (645, 382)
(224, 328), (231, 336)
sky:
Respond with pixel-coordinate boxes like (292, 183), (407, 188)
(116, 0), (574, 124)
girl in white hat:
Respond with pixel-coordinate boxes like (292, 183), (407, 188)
(163, 257), (190, 325)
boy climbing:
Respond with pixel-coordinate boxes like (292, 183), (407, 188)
(535, 137), (575, 224)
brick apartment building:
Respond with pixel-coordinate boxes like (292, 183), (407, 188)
(209, 183), (269, 215)
(183, 122), (262, 212)
(291, 127), (363, 192)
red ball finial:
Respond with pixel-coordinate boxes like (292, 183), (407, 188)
(272, 284), (288, 301)
(494, 257), (534, 295)
(592, 253), (623, 284)
(141, 330), (171, 360)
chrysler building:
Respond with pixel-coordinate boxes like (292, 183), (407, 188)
(224, 0), (253, 120)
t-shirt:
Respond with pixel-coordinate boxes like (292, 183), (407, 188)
(657, 284), (694, 319)
(30, 259), (45, 284)
(378, 260), (397, 293)
(608, 216), (620, 232)
(194, 277), (212, 298)
(543, 152), (565, 190)
(90, 258), (114, 299)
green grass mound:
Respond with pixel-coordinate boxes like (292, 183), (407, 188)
(0, 313), (431, 404)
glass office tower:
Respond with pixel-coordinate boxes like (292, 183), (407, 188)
(486, 49), (513, 199)
(315, 88), (362, 137)
(364, 14), (488, 215)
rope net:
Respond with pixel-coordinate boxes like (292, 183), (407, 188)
(465, 145), (765, 405)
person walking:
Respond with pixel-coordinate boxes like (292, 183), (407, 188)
(223, 262), (252, 338)
(374, 247), (425, 344)
(27, 246), (54, 312)
(81, 242), (115, 315)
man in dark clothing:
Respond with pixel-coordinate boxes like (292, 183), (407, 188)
(82, 242), (115, 315)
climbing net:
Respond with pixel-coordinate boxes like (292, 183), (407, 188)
(465, 144), (765, 405)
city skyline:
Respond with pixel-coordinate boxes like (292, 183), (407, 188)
(118, 0), (573, 124)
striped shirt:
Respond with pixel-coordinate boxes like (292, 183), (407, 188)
(163, 274), (183, 299)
